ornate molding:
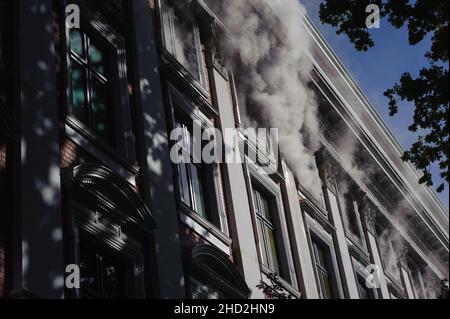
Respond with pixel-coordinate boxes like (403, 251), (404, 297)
(204, 19), (228, 78)
(65, 164), (155, 232)
(316, 148), (337, 192)
(360, 194), (378, 234)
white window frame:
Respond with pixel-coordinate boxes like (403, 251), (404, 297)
(247, 159), (298, 289)
(305, 213), (344, 299)
(159, 0), (208, 90)
(167, 84), (230, 239)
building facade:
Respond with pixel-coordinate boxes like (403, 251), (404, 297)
(0, 0), (448, 299)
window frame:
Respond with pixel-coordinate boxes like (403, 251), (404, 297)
(252, 187), (281, 276)
(159, 0), (208, 91)
(305, 213), (344, 299)
(341, 194), (367, 250)
(352, 257), (379, 299)
(375, 223), (402, 283)
(70, 202), (146, 299)
(246, 160), (298, 288)
(63, 2), (135, 163)
(167, 85), (229, 237)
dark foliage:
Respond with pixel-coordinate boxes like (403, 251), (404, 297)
(319, 0), (449, 192)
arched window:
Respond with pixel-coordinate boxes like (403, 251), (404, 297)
(64, 164), (155, 299)
(188, 245), (251, 299)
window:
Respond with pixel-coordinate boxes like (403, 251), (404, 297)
(69, 29), (114, 144)
(311, 239), (337, 299)
(176, 119), (208, 219)
(408, 258), (427, 299)
(357, 275), (376, 299)
(161, 0), (207, 87)
(342, 194), (366, 248)
(173, 115), (226, 232)
(66, 5), (134, 161)
(376, 224), (401, 281)
(79, 241), (126, 299)
(67, 164), (152, 299)
(252, 188), (281, 275)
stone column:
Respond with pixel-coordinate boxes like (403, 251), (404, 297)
(360, 195), (391, 299)
(317, 151), (359, 299)
(205, 26), (264, 299)
(128, 0), (186, 298)
(10, 0), (64, 298)
(280, 161), (319, 298)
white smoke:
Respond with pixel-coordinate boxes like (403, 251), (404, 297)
(217, 0), (323, 199)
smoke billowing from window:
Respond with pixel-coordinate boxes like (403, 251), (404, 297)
(218, 0), (323, 199)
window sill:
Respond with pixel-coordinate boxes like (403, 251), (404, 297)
(65, 116), (139, 177)
(346, 235), (370, 261)
(385, 271), (405, 293)
(179, 205), (232, 255)
(161, 49), (211, 99)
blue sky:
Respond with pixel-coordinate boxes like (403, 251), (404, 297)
(301, 0), (449, 208)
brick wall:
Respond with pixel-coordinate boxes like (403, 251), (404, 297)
(60, 138), (97, 169)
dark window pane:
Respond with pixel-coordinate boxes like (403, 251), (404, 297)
(358, 277), (370, 299)
(91, 78), (113, 143)
(80, 243), (126, 299)
(260, 195), (272, 221)
(321, 272), (333, 299)
(101, 255), (125, 299)
(79, 244), (99, 296)
(71, 61), (88, 125)
(70, 30), (84, 57)
(89, 42), (106, 76)
(315, 243), (327, 269)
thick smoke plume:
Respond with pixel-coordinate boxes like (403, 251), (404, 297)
(217, 0), (323, 199)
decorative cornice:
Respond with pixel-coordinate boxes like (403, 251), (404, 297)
(204, 19), (228, 78)
(316, 148), (337, 192)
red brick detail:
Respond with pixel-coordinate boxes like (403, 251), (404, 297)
(60, 138), (97, 169)
(0, 143), (6, 298)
